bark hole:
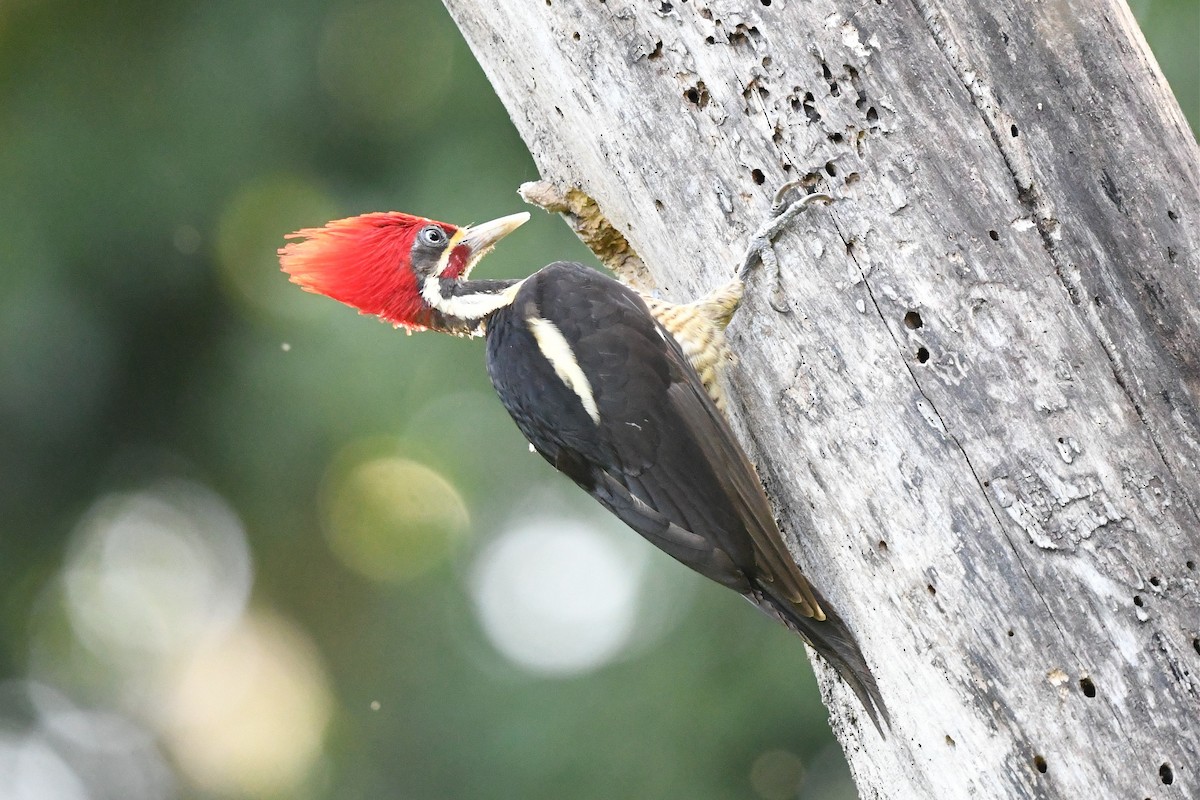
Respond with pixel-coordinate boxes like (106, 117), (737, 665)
(904, 311), (923, 329)
(1079, 676), (1096, 697)
(917, 346), (931, 363)
(1034, 755), (1048, 774)
(684, 83), (710, 108)
(1159, 763), (1173, 785)
(802, 92), (820, 123)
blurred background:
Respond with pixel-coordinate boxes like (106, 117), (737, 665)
(0, 1), (1194, 798)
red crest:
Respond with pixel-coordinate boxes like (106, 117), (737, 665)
(279, 212), (456, 330)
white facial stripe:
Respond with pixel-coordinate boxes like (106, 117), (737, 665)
(526, 316), (600, 425)
(433, 228), (467, 277)
(422, 276), (524, 321)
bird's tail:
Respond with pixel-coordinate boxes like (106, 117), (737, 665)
(752, 586), (890, 735)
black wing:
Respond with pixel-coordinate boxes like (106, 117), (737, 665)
(484, 262), (817, 610)
(484, 261), (888, 730)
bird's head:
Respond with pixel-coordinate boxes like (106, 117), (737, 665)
(279, 210), (529, 331)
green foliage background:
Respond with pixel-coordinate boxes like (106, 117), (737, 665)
(0, 1), (1194, 798)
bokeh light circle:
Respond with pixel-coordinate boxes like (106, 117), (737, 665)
(0, 734), (89, 800)
(62, 480), (253, 667)
(322, 451), (470, 583)
(215, 173), (338, 320)
(469, 518), (646, 677)
(162, 612), (332, 798)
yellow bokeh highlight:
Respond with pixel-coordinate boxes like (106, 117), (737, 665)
(322, 448), (470, 583)
(163, 611), (332, 798)
(215, 173), (338, 320)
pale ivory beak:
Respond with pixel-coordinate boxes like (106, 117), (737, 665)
(459, 212), (530, 255)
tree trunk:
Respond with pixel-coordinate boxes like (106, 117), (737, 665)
(440, 0), (1200, 797)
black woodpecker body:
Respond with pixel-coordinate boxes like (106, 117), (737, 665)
(279, 209), (888, 731)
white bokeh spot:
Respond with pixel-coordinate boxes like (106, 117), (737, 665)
(62, 480), (253, 665)
(470, 517), (647, 676)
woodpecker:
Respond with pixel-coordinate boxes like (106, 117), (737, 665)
(279, 206), (888, 731)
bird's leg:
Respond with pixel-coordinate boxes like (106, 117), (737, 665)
(518, 181), (833, 411)
(653, 187), (838, 407)
(738, 184), (836, 280)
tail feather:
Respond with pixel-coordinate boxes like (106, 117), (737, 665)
(752, 586), (890, 735)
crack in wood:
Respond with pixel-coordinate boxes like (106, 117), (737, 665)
(829, 210), (1090, 668)
(906, 0), (1200, 535)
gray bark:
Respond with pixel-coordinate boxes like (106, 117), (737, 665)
(441, 0), (1200, 797)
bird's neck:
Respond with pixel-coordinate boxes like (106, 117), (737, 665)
(421, 276), (524, 335)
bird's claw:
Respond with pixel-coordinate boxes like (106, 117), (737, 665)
(737, 187), (837, 281)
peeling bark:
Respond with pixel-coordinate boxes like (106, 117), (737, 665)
(441, 0), (1200, 797)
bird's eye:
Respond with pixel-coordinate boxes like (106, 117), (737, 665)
(420, 226), (447, 246)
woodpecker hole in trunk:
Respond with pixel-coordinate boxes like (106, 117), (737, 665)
(684, 82), (710, 108)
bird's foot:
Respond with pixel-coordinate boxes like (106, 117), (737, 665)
(736, 183), (837, 281)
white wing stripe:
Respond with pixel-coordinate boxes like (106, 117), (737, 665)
(526, 316), (601, 424)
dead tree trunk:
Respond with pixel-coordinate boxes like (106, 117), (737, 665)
(441, 0), (1200, 797)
